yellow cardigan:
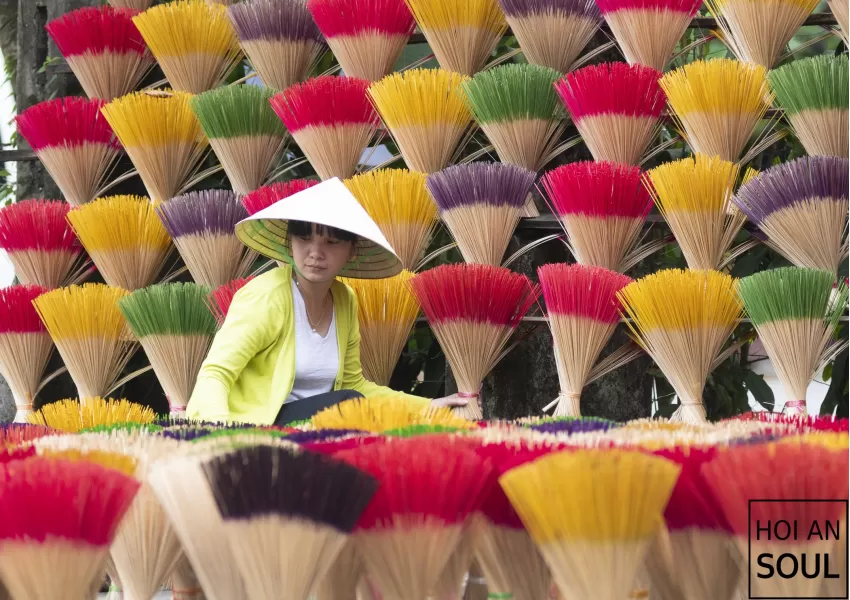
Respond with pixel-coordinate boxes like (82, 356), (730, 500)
(186, 265), (429, 424)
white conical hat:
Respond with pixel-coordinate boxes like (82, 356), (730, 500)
(235, 177), (402, 279)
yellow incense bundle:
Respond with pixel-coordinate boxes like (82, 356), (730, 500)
(311, 396), (474, 432)
(28, 397), (157, 433)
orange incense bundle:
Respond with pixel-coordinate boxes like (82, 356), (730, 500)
(271, 76), (381, 181)
(0, 424), (55, 448)
(0, 286), (53, 424)
(46, 5), (155, 101)
(538, 264), (632, 418)
(241, 179), (320, 216)
(541, 161), (653, 271)
(408, 263), (540, 419)
(555, 63), (666, 166)
(15, 97), (121, 207)
(307, 0), (416, 81)
(0, 199), (84, 289)
(206, 277), (254, 327)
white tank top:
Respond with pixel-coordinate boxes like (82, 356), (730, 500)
(286, 280), (339, 403)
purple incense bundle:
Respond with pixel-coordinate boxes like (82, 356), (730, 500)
(497, 0), (601, 72)
(156, 190), (258, 288)
(426, 162), (537, 266)
(733, 156), (849, 274)
(529, 418), (618, 435)
(285, 429), (367, 443)
(228, 0), (326, 91)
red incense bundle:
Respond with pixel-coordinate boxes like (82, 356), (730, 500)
(0, 199), (84, 289)
(595, 0), (703, 70)
(541, 161), (653, 271)
(538, 264), (632, 417)
(15, 97), (121, 207)
(554, 63), (666, 166)
(307, 0), (416, 81)
(0, 286), (53, 424)
(46, 6), (154, 101)
(337, 436), (495, 600)
(206, 277), (254, 327)
(240, 179), (320, 216)
(0, 424), (55, 447)
(271, 76), (381, 181)
(408, 264), (541, 420)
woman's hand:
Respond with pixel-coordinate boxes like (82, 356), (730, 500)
(430, 394), (469, 409)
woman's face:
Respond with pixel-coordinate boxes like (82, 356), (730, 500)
(290, 224), (355, 283)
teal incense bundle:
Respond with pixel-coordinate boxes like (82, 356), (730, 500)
(118, 282), (218, 416)
(738, 267), (849, 416)
(190, 84), (288, 196)
(768, 55), (848, 158)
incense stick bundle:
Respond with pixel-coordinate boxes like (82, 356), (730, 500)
(345, 169), (438, 270)
(705, 0), (819, 68)
(595, 0), (703, 70)
(0, 424), (55, 447)
(101, 90), (209, 203)
(0, 286), (52, 423)
(461, 64), (564, 217)
(206, 277), (254, 326)
(118, 282), (218, 415)
(496, 0), (601, 72)
(733, 156), (849, 274)
(403, 0), (507, 75)
(337, 436), (494, 600)
(307, 0), (415, 81)
(32, 283), (137, 403)
(312, 396), (472, 432)
(133, 0), (242, 94)
(271, 76), (381, 180)
(202, 444), (379, 600)
(829, 0), (849, 41)
(67, 195), (173, 290)
(27, 397), (156, 432)
(659, 58), (772, 161)
(157, 189), (257, 287)
(500, 449), (681, 600)
(15, 97), (120, 207)
(190, 85), (288, 195)
(554, 63), (666, 166)
(368, 69), (473, 174)
(538, 264), (632, 417)
(0, 456), (140, 600)
(426, 162), (536, 266)
(704, 441), (849, 599)
(0, 199), (83, 288)
(617, 269), (743, 424)
(46, 6), (155, 101)
(645, 154), (743, 270)
(738, 267), (849, 416)
(241, 179), (320, 215)
(338, 272), (421, 385)
(768, 55), (848, 158)
(229, 0), (326, 91)
(408, 263), (540, 419)
(645, 446), (741, 600)
(541, 161), (653, 271)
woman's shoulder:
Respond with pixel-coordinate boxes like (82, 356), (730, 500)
(233, 266), (293, 308)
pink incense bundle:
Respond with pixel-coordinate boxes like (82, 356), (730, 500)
(0, 286), (53, 424)
(15, 97), (121, 207)
(307, 0), (416, 81)
(538, 264), (632, 418)
(645, 446), (740, 600)
(271, 76), (381, 181)
(595, 0), (703, 71)
(554, 63), (666, 166)
(240, 179), (320, 215)
(541, 161), (653, 271)
(0, 199), (85, 289)
(46, 6), (155, 101)
(206, 277), (254, 327)
(408, 263), (541, 419)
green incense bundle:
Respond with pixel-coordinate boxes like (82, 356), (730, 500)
(738, 267), (849, 415)
(768, 55), (848, 157)
(190, 84), (288, 195)
(119, 282), (217, 414)
(383, 424), (466, 437)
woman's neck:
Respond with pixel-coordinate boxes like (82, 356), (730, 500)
(294, 272), (332, 308)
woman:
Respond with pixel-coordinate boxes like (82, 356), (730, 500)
(186, 178), (462, 425)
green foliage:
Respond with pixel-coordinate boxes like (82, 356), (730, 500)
(821, 347), (849, 418)
(190, 84), (285, 139)
(769, 54), (849, 114)
(118, 282), (218, 338)
(460, 63), (565, 124)
(738, 267), (847, 326)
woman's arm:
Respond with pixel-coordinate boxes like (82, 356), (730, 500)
(186, 285), (280, 422)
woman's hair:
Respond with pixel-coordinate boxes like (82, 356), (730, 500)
(288, 220), (358, 243)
